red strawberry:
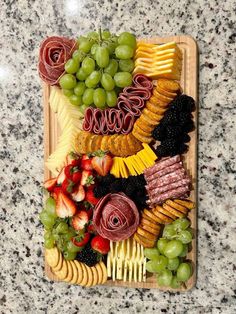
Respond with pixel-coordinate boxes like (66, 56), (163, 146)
(66, 152), (81, 166)
(52, 186), (62, 200)
(81, 170), (94, 186)
(86, 208), (93, 219)
(91, 235), (110, 254)
(81, 155), (93, 170)
(64, 165), (74, 179)
(56, 191), (77, 218)
(71, 170), (82, 184)
(91, 151), (113, 176)
(71, 185), (85, 202)
(57, 167), (66, 185)
(86, 189), (100, 206)
(61, 179), (75, 194)
(87, 223), (96, 234)
(71, 210), (89, 231)
(44, 177), (57, 192)
(71, 232), (90, 247)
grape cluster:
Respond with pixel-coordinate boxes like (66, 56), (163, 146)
(152, 95), (195, 157)
(94, 174), (147, 209)
(144, 218), (193, 289)
(59, 30), (137, 112)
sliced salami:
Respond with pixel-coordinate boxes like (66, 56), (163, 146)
(150, 185), (190, 205)
(144, 155), (181, 177)
(146, 161), (183, 183)
(148, 177), (191, 197)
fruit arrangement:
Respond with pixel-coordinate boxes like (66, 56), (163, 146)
(39, 31), (197, 290)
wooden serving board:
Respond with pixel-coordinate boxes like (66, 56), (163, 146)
(43, 35), (198, 290)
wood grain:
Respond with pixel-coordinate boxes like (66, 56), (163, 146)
(43, 35), (198, 290)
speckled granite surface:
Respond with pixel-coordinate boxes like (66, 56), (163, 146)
(0, 0), (236, 313)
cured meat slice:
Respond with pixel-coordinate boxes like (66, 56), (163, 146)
(147, 177), (191, 197)
(93, 193), (140, 241)
(146, 161), (183, 182)
(150, 185), (190, 205)
(144, 155), (181, 177)
(132, 74), (153, 90)
(147, 168), (186, 189)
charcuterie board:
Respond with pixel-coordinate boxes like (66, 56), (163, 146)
(42, 35), (198, 290)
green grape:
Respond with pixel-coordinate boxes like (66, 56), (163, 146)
(173, 218), (190, 231)
(179, 244), (188, 257)
(45, 197), (56, 217)
(85, 70), (101, 88)
(55, 221), (69, 234)
(91, 43), (99, 56)
(87, 31), (99, 40)
(63, 89), (74, 97)
(64, 250), (77, 261)
(144, 248), (160, 260)
(163, 224), (177, 239)
(119, 59), (134, 72)
(106, 90), (117, 107)
(81, 56), (95, 75)
(63, 227), (77, 241)
(114, 72), (132, 88)
(76, 68), (88, 81)
(52, 228), (60, 241)
(163, 240), (183, 258)
(77, 36), (86, 45)
(82, 88), (94, 105)
(44, 237), (55, 249)
(93, 88), (106, 108)
(95, 46), (110, 68)
(157, 238), (169, 255)
(146, 260), (158, 273)
(74, 82), (86, 96)
(157, 269), (173, 287)
(102, 30), (111, 39)
(177, 230), (192, 244)
(72, 49), (84, 63)
(170, 276), (181, 289)
(104, 59), (118, 77)
(79, 38), (93, 53)
(105, 42), (117, 55)
(44, 230), (52, 240)
(65, 58), (79, 74)
(118, 32), (136, 48)
(69, 94), (82, 106)
(59, 74), (77, 89)
(67, 241), (83, 253)
(78, 104), (90, 114)
(101, 73), (115, 91)
(39, 210), (55, 230)
(115, 45), (134, 59)
(146, 256), (168, 273)
(167, 257), (180, 271)
(176, 263), (192, 282)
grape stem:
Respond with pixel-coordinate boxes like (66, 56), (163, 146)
(99, 28), (103, 45)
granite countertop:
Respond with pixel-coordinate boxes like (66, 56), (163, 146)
(0, 0), (235, 313)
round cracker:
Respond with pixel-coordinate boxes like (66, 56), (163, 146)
(77, 131), (91, 154)
(162, 203), (185, 218)
(52, 250), (63, 272)
(113, 135), (123, 156)
(135, 118), (154, 133)
(100, 135), (110, 151)
(132, 128), (152, 144)
(54, 259), (68, 280)
(120, 135), (132, 157)
(156, 85), (177, 98)
(149, 95), (169, 108)
(87, 135), (97, 153)
(84, 264), (94, 287)
(99, 261), (108, 284)
(95, 262), (103, 285)
(134, 232), (155, 248)
(157, 78), (180, 92)
(172, 199), (194, 210)
(152, 208), (174, 223)
(64, 260), (74, 282)
(90, 266), (99, 286)
(153, 89), (173, 103)
(74, 260), (83, 284)
(107, 134), (119, 155)
(45, 247), (60, 268)
(69, 260), (78, 284)
(141, 217), (160, 231)
(94, 135), (103, 151)
(139, 114), (157, 127)
(133, 123), (152, 137)
(142, 108), (163, 122)
(126, 133), (142, 153)
(80, 263), (88, 286)
(141, 222), (160, 236)
(156, 205), (176, 219)
(165, 199), (189, 214)
(146, 101), (166, 115)
(137, 226), (157, 241)
(143, 209), (163, 224)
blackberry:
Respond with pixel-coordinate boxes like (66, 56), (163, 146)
(110, 179), (122, 193)
(93, 185), (108, 198)
(182, 133), (191, 143)
(182, 120), (195, 133)
(152, 124), (166, 141)
(125, 184), (135, 197)
(178, 112), (192, 126)
(162, 139), (179, 153)
(101, 174), (116, 185)
(162, 110), (179, 126)
(170, 95), (195, 113)
(165, 125), (183, 138)
(155, 145), (169, 157)
(121, 178), (128, 190)
(77, 245), (99, 267)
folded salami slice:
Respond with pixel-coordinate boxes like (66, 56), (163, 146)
(150, 185), (190, 205)
(146, 161), (183, 183)
(150, 168), (186, 188)
(132, 73), (153, 90)
(144, 155), (181, 177)
(147, 177), (191, 197)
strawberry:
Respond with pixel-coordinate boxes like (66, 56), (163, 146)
(86, 208), (93, 219)
(44, 177), (57, 192)
(61, 179), (75, 194)
(71, 232), (90, 247)
(52, 186), (62, 200)
(57, 167), (66, 185)
(66, 152), (81, 166)
(71, 185), (85, 202)
(64, 165), (74, 179)
(56, 191), (77, 218)
(81, 170), (94, 186)
(81, 155), (93, 171)
(91, 151), (113, 176)
(71, 170), (82, 184)
(91, 235), (110, 254)
(86, 189), (100, 206)
(87, 222), (96, 234)
(71, 210), (89, 231)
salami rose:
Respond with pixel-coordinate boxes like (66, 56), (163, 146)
(93, 193), (140, 241)
(38, 36), (77, 85)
